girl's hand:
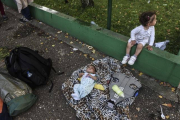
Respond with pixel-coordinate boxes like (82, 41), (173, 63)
(147, 45), (153, 51)
(131, 40), (136, 45)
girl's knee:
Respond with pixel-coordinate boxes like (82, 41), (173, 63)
(137, 43), (144, 48)
(127, 42), (133, 47)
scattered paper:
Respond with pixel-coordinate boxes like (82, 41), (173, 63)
(57, 31), (62, 34)
(73, 48), (78, 51)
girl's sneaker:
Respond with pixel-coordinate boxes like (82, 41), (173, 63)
(19, 17), (29, 23)
(19, 17), (32, 23)
(121, 56), (130, 64)
(128, 56), (136, 65)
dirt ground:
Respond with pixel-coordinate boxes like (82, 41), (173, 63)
(0, 9), (180, 120)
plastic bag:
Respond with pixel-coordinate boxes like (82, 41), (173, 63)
(154, 40), (170, 50)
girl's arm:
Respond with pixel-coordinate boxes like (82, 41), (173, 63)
(78, 73), (84, 78)
(147, 27), (155, 51)
(149, 27), (155, 46)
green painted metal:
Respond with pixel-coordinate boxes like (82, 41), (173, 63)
(2, 1), (180, 87)
(1, 0), (17, 9)
(107, 0), (112, 30)
(29, 4), (52, 25)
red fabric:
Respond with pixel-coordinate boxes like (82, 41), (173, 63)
(0, 98), (3, 113)
(0, 1), (5, 15)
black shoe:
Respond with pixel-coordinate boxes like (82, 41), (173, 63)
(2, 15), (8, 21)
(19, 17), (29, 23)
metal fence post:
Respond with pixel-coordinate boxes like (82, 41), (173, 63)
(107, 0), (112, 30)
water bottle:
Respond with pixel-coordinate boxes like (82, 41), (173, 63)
(112, 85), (125, 97)
(27, 71), (32, 78)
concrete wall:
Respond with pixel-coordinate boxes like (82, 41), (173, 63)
(2, 1), (180, 87)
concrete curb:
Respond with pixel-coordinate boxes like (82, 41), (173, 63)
(2, 0), (180, 87)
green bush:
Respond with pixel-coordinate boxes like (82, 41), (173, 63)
(34, 0), (180, 54)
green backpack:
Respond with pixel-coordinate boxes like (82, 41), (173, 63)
(0, 70), (37, 116)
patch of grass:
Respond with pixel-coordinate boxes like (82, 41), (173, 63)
(0, 48), (9, 60)
(34, 0), (180, 54)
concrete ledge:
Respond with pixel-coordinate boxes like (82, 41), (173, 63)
(2, 1), (180, 87)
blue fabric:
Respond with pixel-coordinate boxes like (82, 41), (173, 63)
(21, 6), (31, 20)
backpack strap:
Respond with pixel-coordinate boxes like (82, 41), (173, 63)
(49, 80), (54, 93)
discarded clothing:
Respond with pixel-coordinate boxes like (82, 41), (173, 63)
(154, 40), (169, 50)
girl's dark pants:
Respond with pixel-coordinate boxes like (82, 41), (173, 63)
(21, 6), (31, 20)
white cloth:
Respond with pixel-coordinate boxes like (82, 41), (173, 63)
(73, 73), (95, 99)
(128, 25), (155, 46)
(155, 40), (169, 50)
(15, 0), (34, 13)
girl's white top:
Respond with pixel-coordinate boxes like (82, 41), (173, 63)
(130, 25), (155, 46)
